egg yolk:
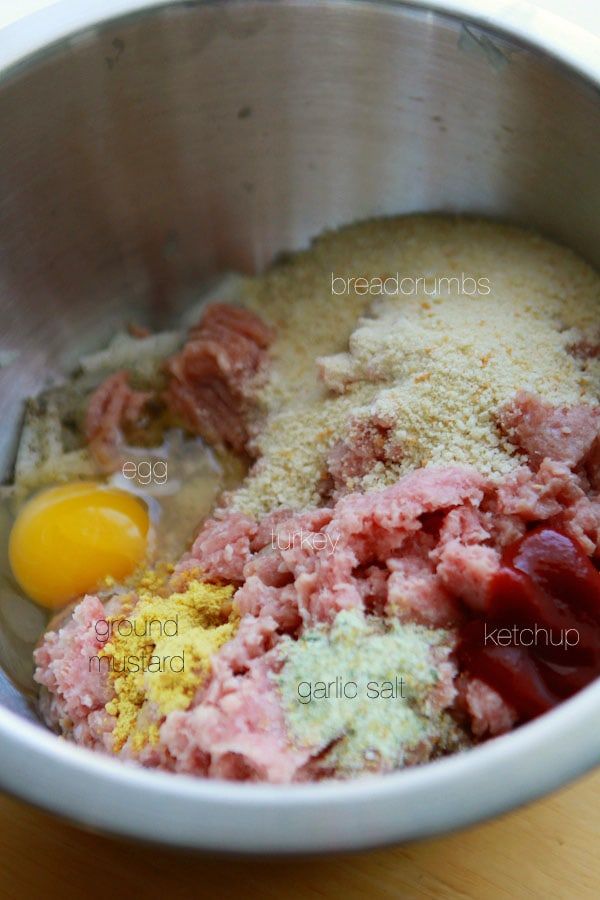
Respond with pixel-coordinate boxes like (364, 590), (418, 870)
(9, 482), (149, 609)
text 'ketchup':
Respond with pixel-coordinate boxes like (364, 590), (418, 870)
(459, 527), (600, 721)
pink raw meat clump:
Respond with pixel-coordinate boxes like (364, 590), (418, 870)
(164, 303), (274, 453)
(34, 422), (600, 779)
(84, 302), (274, 471)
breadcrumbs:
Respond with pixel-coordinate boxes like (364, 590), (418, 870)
(235, 216), (600, 515)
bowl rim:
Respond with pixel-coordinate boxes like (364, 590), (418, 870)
(1, 0), (600, 86)
(2, 678), (600, 852)
(1, 0), (600, 853)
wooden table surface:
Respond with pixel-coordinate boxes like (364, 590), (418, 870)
(0, 766), (599, 900)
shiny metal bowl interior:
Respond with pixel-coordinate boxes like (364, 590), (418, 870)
(0, 0), (600, 853)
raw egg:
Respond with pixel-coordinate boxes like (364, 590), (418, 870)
(9, 482), (149, 609)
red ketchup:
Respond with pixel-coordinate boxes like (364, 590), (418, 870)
(459, 527), (600, 721)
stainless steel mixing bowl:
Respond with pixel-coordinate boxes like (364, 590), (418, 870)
(0, 0), (599, 853)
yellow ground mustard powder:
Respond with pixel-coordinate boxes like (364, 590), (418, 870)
(101, 572), (237, 752)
